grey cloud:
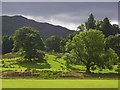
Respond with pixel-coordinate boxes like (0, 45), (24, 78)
(2, 2), (118, 29)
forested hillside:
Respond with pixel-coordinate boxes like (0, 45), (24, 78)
(2, 15), (74, 39)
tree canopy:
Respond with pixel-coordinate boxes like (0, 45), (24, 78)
(45, 35), (64, 52)
(65, 29), (118, 73)
(2, 35), (13, 54)
(101, 17), (113, 37)
(13, 26), (45, 62)
(106, 35), (120, 60)
(85, 13), (96, 30)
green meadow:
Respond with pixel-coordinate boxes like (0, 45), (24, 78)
(1, 53), (118, 74)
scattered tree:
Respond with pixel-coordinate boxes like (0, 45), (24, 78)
(45, 35), (63, 52)
(65, 30), (118, 73)
(13, 26), (45, 62)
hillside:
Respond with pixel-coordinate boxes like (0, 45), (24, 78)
(2, 15), (75, 39)
(1, 52), (118, 79)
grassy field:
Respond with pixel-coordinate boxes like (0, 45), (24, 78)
(1, 53), (67, 72)
(1, 52), (118, 88)
(1, 52), (118, 73)
(2, 79), (118, 88)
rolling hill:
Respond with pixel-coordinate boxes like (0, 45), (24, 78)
(2, 15), (75, 39)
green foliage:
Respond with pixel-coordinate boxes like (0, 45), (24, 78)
(77, 24), (85, 31)
(45, 35), (64, 52)
(102, 48), (118, 69)
(96, 20), (103, 30)
(65, 29), (118, 73)
(112, 24), (120, 34)
(60, 38), (66, 53)
(63, 53), (76, 69)
(101, 17), (113, 37)
(106, 35), (120, 57)
(77, 14), (120, 37)
(13, 26), (45, 61)
(2, 35), (13, 54)
(85, 13), (96, 30)
(65, 33), (78, 52)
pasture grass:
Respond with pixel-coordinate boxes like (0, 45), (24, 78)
(45, 54), (66, 71)
(1, 54), (67, 72)
(1, 52), (118, 81)
(1, 53), (118, 73)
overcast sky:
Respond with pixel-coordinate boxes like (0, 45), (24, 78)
(2, 2), (118, 30)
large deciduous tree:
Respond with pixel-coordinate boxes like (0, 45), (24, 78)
(13, 26), (45, 62)
(65, 29), (118, 73)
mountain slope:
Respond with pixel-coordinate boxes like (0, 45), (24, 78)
(2, 15), (74, 39)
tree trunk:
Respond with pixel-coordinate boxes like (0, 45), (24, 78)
(86, 62), (91, 73)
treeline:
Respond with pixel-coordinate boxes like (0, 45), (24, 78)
(77, 14), (120, 36)
(2, 14), (120, 73)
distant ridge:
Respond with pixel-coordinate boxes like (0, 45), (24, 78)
(2, 15), (75, 39)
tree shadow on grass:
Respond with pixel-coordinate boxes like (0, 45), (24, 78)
(18, 59), (51, 69)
